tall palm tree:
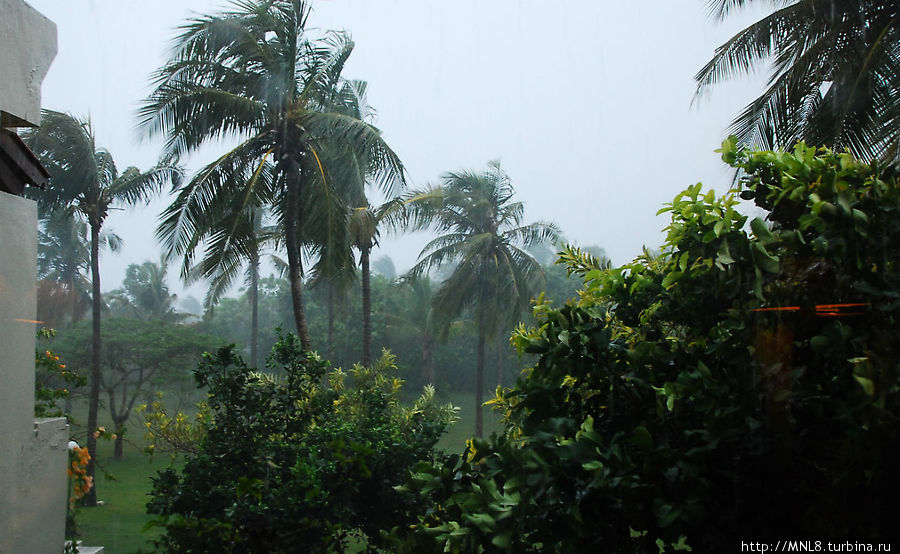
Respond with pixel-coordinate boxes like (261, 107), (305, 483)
(23, 110), (178, 505)
(406, 162), (560, 437)
(142, 0), (404, 350)
(695, 0), (900, 161)
(348, 198), (405, 367)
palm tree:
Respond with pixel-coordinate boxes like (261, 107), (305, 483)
(406, 161), (560, 437)
(695, 0), (900, 161)
(23, 110), (179, 505)
(142, 0), (404, 350)
(107, 256), (182, 322)
(348, 198), (405, 367)
(36, 212), (94, 328)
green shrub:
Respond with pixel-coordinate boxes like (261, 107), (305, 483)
(399, 141), (900, 552)
(146, 333), (457, 553)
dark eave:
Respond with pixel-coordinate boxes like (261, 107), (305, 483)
(0, 128), (50, 196)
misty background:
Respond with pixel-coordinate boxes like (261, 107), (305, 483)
(26, 0), (769, 300)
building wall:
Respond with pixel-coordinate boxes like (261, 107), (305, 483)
(0, 194), (68, 554)
(0, 2), (66, 552)
(0, 0), (57, 127)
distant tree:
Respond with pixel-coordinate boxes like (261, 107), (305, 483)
(200, 275), (293, 366)
(540, 245), (610, 307)
(696, 0), (900, 162)
(406, 162), (560, 436)
(160, 191), (281, 368)
(107, 257), (180, 322)
(35, 212), (94, 328)
(372, 255), (397, 280)
(53, 318), (221, 459)
(143, 0), (404, 350)
(23, 110), (179, 504)
(386, 276), (440, 384)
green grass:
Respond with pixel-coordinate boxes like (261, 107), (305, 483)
(74, 438), (172, 554)
(437, 391), (505, 452)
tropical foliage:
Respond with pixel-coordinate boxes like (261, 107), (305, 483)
(146, 334), (457, 553)
(23, 109), (179, 504)
(406, 161), (560, 436)
(35, 213), (96, 329)
(143, 0), (405, 350)
(399, 141), (900, 551)
(34, 329), (85, 419)
(696, 0), (900, 162)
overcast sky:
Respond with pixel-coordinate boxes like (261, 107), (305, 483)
(25, 0), (770, 300)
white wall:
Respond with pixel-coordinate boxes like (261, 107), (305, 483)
(0, 0), (57, 127)
(0, 2), (67, 551)
(0, 194), (68, 554)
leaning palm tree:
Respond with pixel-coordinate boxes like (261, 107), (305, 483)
(695, 0), (900, 161)
(23, 110), (179, 506)
(406, 161), (560, 437)
(142, 0), (404, 350)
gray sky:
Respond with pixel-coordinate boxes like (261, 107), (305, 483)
(26, 0), (769, 300)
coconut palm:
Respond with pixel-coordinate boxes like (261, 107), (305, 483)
(23, 109), (179, 505)
(142, 0), (404, 350)
(35, 212), (96, 328)
(406, 162), (560, 437)
(695, 0), (900, 161)
(348, 198), (406, 367)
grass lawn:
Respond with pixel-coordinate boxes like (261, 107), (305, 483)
(437, 391), (504, 452)
(74, 438), (174, 554)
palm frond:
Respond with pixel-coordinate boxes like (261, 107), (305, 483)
(697, 0), (900, 161)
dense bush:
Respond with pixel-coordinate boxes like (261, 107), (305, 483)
(146, 333), (456, 553)
(399, 141), (900, 552)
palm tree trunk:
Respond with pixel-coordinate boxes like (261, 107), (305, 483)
(475, 304), (486, 438)
(361, 244), (372, 367)
(249, 247), (260, 368)
(84, 217), (102, 506)
(283, 163), (313, 350)
(327, 285), (335, 360)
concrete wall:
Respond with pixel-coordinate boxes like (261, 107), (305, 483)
(0, 0), (57, 127)
(1, 2), (66, 551)
(0, 194), (68, 553)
